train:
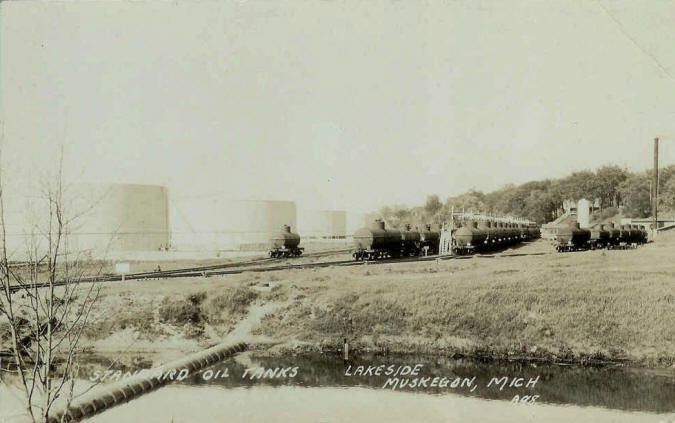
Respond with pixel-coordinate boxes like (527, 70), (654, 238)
(352, 219), (440, 261)
(268, 225), (304, 258)
(554, 221), (648, 252)
(271, 217), (543, 261)
(352, 218), (538, 260)
(452, 220), (540, 255)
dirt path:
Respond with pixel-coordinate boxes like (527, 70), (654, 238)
(223, 289), (297, 345)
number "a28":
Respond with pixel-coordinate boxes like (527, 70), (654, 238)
(511, 394), (539, 405)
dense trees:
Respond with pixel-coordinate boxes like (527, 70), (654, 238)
(379, 165), (674, 226)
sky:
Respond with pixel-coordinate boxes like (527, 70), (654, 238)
(1, 0), (675, 213)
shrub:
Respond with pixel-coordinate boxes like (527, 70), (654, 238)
(202, 287), (258, 324)
(158, 297), (204, 325)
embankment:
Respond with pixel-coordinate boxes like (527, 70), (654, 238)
(77, 235), (675, 368)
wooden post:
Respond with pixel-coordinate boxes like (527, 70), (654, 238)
(343, 338), (348, 363)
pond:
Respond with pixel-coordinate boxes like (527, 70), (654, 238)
(82, 352), (675, 423)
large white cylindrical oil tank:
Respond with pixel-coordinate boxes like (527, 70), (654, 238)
(169, 198), (297, 251)
(1, 184), (170, 257)
(298, 210), (346, 238)
(69, 184), (170, 252)
(577, 198), (591, 229)
(328, 210), (346, 238)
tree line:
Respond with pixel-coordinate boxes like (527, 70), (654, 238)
(380, 165), (675, 227)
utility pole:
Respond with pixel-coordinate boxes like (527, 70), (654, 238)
(653, 137), (659, 237)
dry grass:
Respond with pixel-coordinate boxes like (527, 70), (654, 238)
(76, 232), (675, 367)
(256, 235), (675, 367)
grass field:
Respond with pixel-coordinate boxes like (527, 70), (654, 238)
(63, 231), (675, 367)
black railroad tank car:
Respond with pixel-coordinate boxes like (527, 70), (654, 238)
(626, 225), (638, 245)
(353, 219), (403, 260)
(418, 224), (440, 255)
(453, 221), (488, 255)
(478, 221), (496, 247)
(631, 225), (646, 245)
(555, 222), (591, 252)
(589, 224), (610, 249)
(605, 222), (621, 248)
(520, 223), (530, 240)
(269, 225), (304, 258)
(401, 224), (422, 256)
(618, 225), (631, 245)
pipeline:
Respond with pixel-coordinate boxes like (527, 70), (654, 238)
(48, 341), (248, 423)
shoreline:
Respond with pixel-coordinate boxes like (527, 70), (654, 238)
(80, 335), (674, 370)
(246, 342), (671, 369)
(57, 236), (675, 372)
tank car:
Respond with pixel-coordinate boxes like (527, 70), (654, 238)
(418, 224), (440, 255)
(353, 219), (402, 260)
(492, 222), (504, 244)
(505, 223), (516, 244)
(401, 224), (422, 256)
(555, 222), (591, 252)
(518, 224), (529, 241)
(617, 225), (632, 246)
(269, 225), (304, 258)
(589, 224), (610, 249)
(605, 222), (621, 248)
(453, 221), (488, 255)
(500, 223), (511, 245)
(507, 223), (519, 245)
(478, 221), (497, 248)
(631, 225), (646, 245)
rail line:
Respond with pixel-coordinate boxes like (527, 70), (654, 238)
(7, 247), (550, 294)
(120, 248), (351, 278)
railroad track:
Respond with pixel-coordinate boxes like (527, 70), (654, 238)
(7, 248), (550, 294)
(121, 248), (352, 278)
(6, 248), (352, 293)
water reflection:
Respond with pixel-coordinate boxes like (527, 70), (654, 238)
(159, 353), (675, 414)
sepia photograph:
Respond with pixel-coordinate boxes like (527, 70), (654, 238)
(0, 1), (674, 422)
